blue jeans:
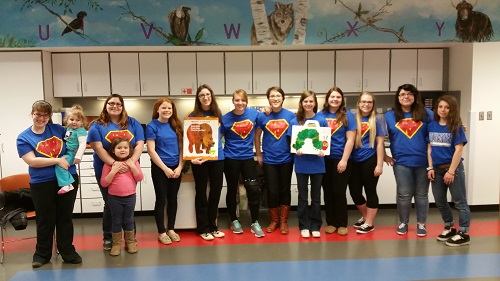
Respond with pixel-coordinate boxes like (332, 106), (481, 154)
(431, 162), (470, 232)
(108, 194), (136, 233)
(296, 173), (323, 231)
(393, 164), (429, 224)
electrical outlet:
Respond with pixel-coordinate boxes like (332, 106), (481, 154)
(479, 112), (484, 121)
(487, 111), (493, 120)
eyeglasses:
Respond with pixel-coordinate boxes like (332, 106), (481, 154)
(269, 95), (282, 99)
(198, 93), (211, 99)
(360, 101), (373, 104)
(33, 112), (51, 119)
(107, 102), (123, 107)
(399, 92), (414, 98)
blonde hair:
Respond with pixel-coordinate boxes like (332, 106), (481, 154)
(64, 104), (88, 129)
(354, 92), (377, 148)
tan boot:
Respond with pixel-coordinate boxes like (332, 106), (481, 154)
(279, 205), (291, 234)
(124, 230), (138, 254)
(266, 208), (280, 233)
(110, 232), (122, 256)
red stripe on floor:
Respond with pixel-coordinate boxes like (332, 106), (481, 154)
(4, 221), (500, 253)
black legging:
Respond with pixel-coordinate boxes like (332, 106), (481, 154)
(322, 158), (352, 228)
(263, 161), (293, 208)
(349, 154), (380, 208)
(151, 162), (181, 232)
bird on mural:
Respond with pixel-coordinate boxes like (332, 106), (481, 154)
(61, 11), (88, 36)
(168, 5), (191, 42)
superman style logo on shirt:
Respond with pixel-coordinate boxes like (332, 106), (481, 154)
(105, 130), (135, 143)
(326, 118), (343, 136)
(231, 120), (253, 139)
(36, 136), (63, 158)
(265, 119), (289, 140)
(395, 118), (423, 139)
(361, 122), (370, 137)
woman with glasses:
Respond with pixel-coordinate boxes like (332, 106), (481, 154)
(17, 100), (82, 268)
(188, 84), (226, 241)
(87, 94), (145, 250)
(384, 84), (433, 237)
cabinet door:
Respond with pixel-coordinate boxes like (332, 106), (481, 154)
(417, 49), (444, 91)
(168, 52), (197, 96)
(52, 53), (82, 97)
(80, 53), (111, 97)
(139, 168), (155, 211)
(110, 53), (140, 97)
(253, 52), (280, 94)
(139, 53), (169, 96)
(281, 51), (307, 94)
(308, 51), (335, 94)
(390, 49), (417, 91)
(336, 50), (363, 92)
(363, 50), (390, 92)
(225, 52), (252, 95)
(197, 52), (225, 95)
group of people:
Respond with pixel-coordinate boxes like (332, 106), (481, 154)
(15, 83), (471, 268)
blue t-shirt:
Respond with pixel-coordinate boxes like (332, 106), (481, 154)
(428, 121), (467, 166)
(256, 108), (295, 165)
(221, 108), (259, 160)
(87, 116), (145, 176)
(316, 110), (356, 159)
(188, 110), (224, 161)
(17, 123), (77, 183)
(351, 115), (386, 163)
(146, 119), (180, 167)
(384, 108), (433, 167)
(287, 114), (328, 174)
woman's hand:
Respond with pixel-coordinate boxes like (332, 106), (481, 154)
(444, 170), (455, 185)
(164, 167), (174, 178)
(116, 161), (130, 173)
(172, 166), (183, 179)
(256, 155), (263, 166)
(384, 155), (394, 166)
(337, 159), (347, 173)
(374, 165), (383, 177)
(427, 170), (435, 181)
(296, 149), (303, 156)
(57, 156), (70, 170)
(318, 150), (325, 157)
(191, 157), (207, 165)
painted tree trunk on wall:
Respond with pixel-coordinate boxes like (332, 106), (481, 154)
(250, 0), (273, 45)
(293, 0), (309, 45)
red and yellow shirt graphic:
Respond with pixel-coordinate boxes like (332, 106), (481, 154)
(36, 136), (63, 158)
(395, 118), (423, 139)
(105, 130), (135, 143)
(326, 118), (343, 136)
(231, 120), (253, 139)
(360, 122), (370, 138)
(265, 119), (289, 140)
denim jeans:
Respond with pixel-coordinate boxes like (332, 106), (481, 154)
(393, 164), (429, 224)
(431, 162), (470, 232)
(296, 173), (323, 231)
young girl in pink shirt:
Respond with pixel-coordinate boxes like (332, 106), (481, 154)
(100, 138), (144, 256)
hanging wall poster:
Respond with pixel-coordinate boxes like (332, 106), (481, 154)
(183, 117), (219, 160)
(290, 120), (331, 155)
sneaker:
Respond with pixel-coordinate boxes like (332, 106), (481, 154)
(212, 230), (225, 238)
(396, 223), (408, 235)
(356, 223), (375, 234)
(103, 240), (112, 251)
(58, 184), (74, 195)
(300, 229), (310, 238)
(353, 217), (366, 228)
(311, 231), (321, 238)
(437, 226), (457, 241)
(417, 223), (427, 237)
(200, 233), (214, 241)
(250, 221), (265, 238)
(231, 220), (243, 234)
(445, 231), (470, 247)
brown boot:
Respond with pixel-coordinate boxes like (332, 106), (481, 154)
(124, 230), (138, 254)
(266, 208), (280, 233)
(110, 232), (122, 256)
(279, 205), (291, 234)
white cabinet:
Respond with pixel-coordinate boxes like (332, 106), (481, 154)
(197, 52), (225, 95)
(168, 52), (197, 96)
(110, 53), (169, 97)
(80, 53), (111, 97)
(281, 51), (307, 94)
(139, 153), (154, 211)
(363, 50), (390, 92)
(52, 53), (82, 97)
(336, 50), (363, 92)
(417, 49), (444, 91)
(253, 52), (280, 94)
(308, 51), (335, 93)
(0, 52), (45, 177)
(225, 52), (252, 94)
(336, 50), (390, 92)
(390, 49), (418, 91)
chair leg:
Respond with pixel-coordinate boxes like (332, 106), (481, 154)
(1, 227), (5, 264)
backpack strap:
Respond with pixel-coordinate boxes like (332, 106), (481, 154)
(0, 208), (26, 229)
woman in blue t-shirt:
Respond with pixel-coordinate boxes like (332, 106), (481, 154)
(384, 84), (433, 237)
(427, 95), (470, 247)
(146, 98), (184, 245)
(349, 92), (386, 234)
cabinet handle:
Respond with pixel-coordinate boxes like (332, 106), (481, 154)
(142, 82), (146, 92)
(135, 83), (139, 92)
(254, 81), (258, 91)
(77, 83), (80, 93)
(412, 78), (416, 85)
(83, 83), (88, 92)
(248, 82), (251, 91)
(418, 78), (422, 86)
(364, 79), (368, 88)
(309, 81), (312, 90)
(91, 202), (102, 206)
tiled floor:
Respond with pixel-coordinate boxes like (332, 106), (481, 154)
(1, 208), (499, 281)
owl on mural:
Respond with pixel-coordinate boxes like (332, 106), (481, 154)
(61, 11), (88, 36)
(168, 5), (191, 42)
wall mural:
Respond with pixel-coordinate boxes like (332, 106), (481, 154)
(0, 0), (498, 48)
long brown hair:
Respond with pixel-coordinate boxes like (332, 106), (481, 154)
(91, 94), (129, 129)
(322, 86), (348, 126)
(354, 92), (377, 148)
(191, 84), (222, 123)
(393, 84), (427, 122)
(434, 95), (462, 136)
(296, 90), (318, 125)
(151, 97), (183, 143)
